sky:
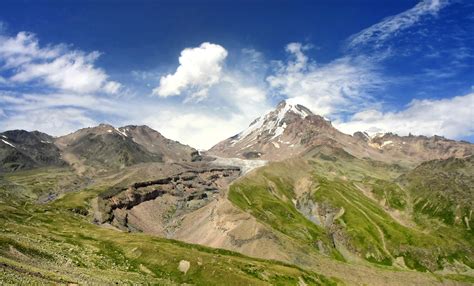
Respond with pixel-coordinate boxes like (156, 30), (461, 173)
(0, 0), (473, 149)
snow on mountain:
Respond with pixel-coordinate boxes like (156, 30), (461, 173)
(210, 100), (474, 164)
(231, 100), (313, 146)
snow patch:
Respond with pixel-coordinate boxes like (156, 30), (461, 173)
(1, 139), (15, 148)
(289, 104), (310, 118)
(271, 142), (280, 149)
(271, 122), (287, 139)
(234, 116), (265, 144)
(233, 101), (309, 144)
(369, 132), (386, 139)
(115, 127), (128, 137)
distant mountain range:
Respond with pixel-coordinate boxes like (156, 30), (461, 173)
(1, 124), (199, 174)
(209, 100), (473, 165)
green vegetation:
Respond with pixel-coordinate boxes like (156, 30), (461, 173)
(228, 151), (474, 275)
(366, 179), (407, 210)
(398, 156), (473, 231)
(0, 169), (337, 285)
(1, 150), (473, 284)
(0, 167), (83, 201)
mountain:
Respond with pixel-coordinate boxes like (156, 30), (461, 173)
(227, 151), (474, 277)
(116, 125), (200, 163)
(0, 130), (65, 172)
(210, 100), (349, 160)
(354, 131), (473, 164)
(210, 100), (474, 166)
(0, 124), (200, 175)
(54, 124), (163, 173)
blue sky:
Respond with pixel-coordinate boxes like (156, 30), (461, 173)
(0, 0), (473, 149)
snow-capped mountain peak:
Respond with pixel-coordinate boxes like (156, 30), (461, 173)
(232, 100), (313, 145)
(211, 100), (342, 160)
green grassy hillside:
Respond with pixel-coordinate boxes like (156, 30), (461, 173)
(398, 156), (473, 231)
(228, 149), (474, 281)
(0, 168), (337, 285)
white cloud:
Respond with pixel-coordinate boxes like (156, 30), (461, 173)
(267, 43), (382, 117)
(1, 92), (120, 114)
(348, 0), (450, 49)
(0, 89), (123, 136)
(153, 42), (228, 100)
(103, 81), (122, 94)
(141, 111), (240, 150)
(335, 93), (474, 139)
(0, 107), (97, 136)
(141, 72), (271, 149)
(0, 31), (121, 94)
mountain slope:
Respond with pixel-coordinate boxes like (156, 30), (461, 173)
(228, 149), (474, 277)
(54, 124), (200, 174)
(54, 124), (163, 173)
(117, 125), (200, 163)
(1, 153), (467, 285)
(0, 173), (337, 285)
(398, 155), (474, 231)
(0, 130), (65, 172)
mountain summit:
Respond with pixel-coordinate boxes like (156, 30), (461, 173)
(210, 100), (338, 160)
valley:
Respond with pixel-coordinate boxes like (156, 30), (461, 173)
(0, 101), (473, 285)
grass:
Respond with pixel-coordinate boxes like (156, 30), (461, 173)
(228, 153), (474, 274)
(1, 153), (473, 284)
(0, 169), (338, 285)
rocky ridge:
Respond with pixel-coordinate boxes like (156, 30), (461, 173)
(0, 130), (65, 172)
(210, 100), (474, 166)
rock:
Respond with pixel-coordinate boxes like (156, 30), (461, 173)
(178, 260), (190, 274)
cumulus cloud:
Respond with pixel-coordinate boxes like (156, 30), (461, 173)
(0, 31), (121, 94)
(267, 43), (382, 117)
(335, 93), (474, 139)
(144, 71), (271, 149)
(348, 0), (451, 50)
(153, 42), (227, 100)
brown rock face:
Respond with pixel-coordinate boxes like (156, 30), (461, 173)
(95, 165), (241, 233)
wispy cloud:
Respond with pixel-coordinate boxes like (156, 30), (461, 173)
(0, 28), (126, 136)
(267, 43), (383, 117)
(347, 0), (451, 50)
